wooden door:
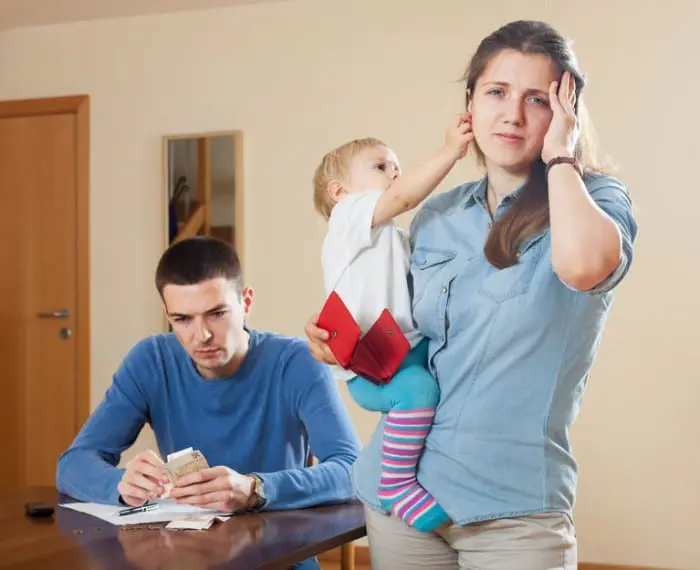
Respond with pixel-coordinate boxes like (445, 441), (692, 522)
(0, 96), (90, 488)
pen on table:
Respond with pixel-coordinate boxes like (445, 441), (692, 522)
(117, 502), (160, 516)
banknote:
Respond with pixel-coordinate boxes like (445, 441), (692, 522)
(163, 447), (209, 486)
(165, 513), (231, 531)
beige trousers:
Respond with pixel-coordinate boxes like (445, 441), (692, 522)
(365, 507), (577, 570)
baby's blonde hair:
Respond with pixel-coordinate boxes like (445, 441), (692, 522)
(312, 137), (387, 220)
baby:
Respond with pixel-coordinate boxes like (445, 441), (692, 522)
(312, 115), (472, 532)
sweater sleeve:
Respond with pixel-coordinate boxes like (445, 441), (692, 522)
(252, 344), (361, 510)
(56, 340), (154, 505)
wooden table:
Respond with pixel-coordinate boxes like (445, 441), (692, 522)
(0, 487), (366, 569)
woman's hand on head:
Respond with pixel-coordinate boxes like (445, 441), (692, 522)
(541, 71), (580, 164)
(304, 313), (338, 365)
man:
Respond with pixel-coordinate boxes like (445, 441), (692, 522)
(57, 237), (361, 568)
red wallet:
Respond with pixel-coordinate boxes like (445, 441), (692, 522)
(317, 291), (410, 385)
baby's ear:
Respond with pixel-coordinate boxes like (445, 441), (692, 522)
(327, 180), (346, 203)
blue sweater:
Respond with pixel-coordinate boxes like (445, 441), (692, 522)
(56, 330), (361, 509)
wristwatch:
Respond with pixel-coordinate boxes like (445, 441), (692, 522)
(250, 474), (266, 510)
(545, 155), (583, 178)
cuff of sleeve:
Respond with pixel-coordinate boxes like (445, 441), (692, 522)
(107, 468), (127, 505)
(249, 472), (277, 511)
(585, 250), (629, 295)
(560, 250), (628, 296)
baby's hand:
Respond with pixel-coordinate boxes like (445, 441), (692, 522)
(444, 113), (473, 160)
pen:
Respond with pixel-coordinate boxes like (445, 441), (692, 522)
(117, 502), (160, 517)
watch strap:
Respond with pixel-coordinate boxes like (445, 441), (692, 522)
(545, 155), (583, 178)
(250, 474), (266, 510)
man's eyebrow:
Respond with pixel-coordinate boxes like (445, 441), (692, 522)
(168, 312), (189, 318)
(168, 304), (229, 318)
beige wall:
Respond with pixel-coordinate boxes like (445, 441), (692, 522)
(1, 0), (697, 568)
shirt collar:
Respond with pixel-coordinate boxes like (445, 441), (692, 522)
(461, 176), (488, 208)
(461, 174), (528, 209)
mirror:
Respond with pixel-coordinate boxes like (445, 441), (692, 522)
(163, 131), (244, 257)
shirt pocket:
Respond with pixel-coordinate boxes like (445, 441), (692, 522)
(477, 231), (547, 303)
(410, 247), (457, 339)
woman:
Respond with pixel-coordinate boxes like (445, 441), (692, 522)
(306, 19), (637, 570)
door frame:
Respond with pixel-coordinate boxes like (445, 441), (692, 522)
(0, 95), (90, 426)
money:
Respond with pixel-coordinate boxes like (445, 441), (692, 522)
(165, 514), (231, 531)
(163, 447), (209, 486)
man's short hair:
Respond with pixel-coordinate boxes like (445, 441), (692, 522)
(155, 236), (243, 297)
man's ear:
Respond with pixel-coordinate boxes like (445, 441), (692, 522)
(327, 180), (347, 204)
(242, 286), (254, 318)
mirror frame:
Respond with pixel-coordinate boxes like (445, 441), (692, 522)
(160, 129), (245, 331)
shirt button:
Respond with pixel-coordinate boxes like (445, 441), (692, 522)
(441, 286), (448, 293)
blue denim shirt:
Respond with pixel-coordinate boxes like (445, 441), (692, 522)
(352, 172), (638, 525)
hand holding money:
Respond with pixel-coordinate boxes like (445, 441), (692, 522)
(117, 450), (170, 507)
(163, 448), (210, 486)
(168, 465), (257, 513)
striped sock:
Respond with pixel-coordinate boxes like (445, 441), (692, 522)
(377, 409), (450, 532)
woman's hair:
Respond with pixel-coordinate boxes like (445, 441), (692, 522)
(312, 137), (387, 219)
(463, 20), (607, 269)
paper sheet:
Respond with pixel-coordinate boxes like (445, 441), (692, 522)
(59, 499), (228, 526)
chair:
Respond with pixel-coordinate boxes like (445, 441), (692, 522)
(340, 542), (355, 570)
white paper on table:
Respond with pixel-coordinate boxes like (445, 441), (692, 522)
(59, 498), (231, 526)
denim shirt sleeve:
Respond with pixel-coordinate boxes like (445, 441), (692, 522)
(578, 174), (639, 295)
(409, 176), (638, 297)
